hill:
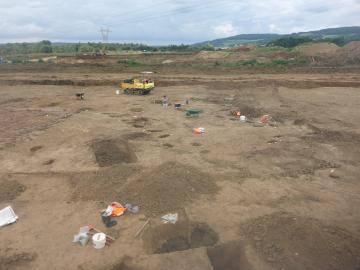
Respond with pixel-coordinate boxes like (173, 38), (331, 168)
(196, 26), (360, 48)
(295, 26), (360, 39)
(195, 34), (280, 47)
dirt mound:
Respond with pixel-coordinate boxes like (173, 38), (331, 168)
(69, 165), (139, 201)
(237, 104), (263, 118)
(91, 139), (137, 167)
(240, 212), (360, 270)
(344, 41), (360, 52)
(338, 41), (360, 65)
(0, 178), (26, 202)
(231, 94), (263, 118)
(297, 42), (340, 57)
(119, 162), (219, 216)
(312, 41), (360, 65)
(196, 51), (230, 60)
(228, 45), (256, 52)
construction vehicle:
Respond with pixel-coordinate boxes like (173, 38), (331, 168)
(120, 71), (155, 95)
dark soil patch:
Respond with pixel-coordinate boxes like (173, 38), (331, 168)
(191, 142), (202, 146)
(107, 258), (133, 270)
(146, 220), (219, 254)
(91, 139), (137, 167)
(155, 237), (190, 254)
(43, 159), (55, 165)
(294, 118), (306, 126)
(0, 252), (37, 270)
(240, 212), (360, 270)
(190, 223), (219, 249)
(280, 159), (340, 178)
(319, 130), (360, 143)
(237, 104), (263, 118)
(147, 129), (163, 133)
(230, 93), (263, 118)
(155, 223), (218, 253)
(198, 94), (229, 105)
(0, 178), (26, 202)
(121, 132), (150, 141)
(158, 134), (170, 138)
(69, 165), (139, 201)
(207, 241), (254, 270)
(132, 117), (149, 128)
(107, 114), (123, 118)
(163, 143), (173, 148)
(119, 162), (219, 216)
(249, 144), (340, 178)
(329, 172), (341, 179)
(304, 126), (360, 143)
(130, 107), (143, 113)
(0, 98), (25, 106)
(201, 150), (211, 154)
(47, 102), (60, 107)
(267, 135), (282, 145)
(30, 145), (43, 152)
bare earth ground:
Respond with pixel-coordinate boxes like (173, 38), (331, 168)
(0, 64), (360, 270)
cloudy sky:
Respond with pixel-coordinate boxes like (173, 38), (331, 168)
(0, 0), (359, 44)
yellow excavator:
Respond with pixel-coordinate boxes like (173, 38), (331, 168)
(120, 71), (155, 95)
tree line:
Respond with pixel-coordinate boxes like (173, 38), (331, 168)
(267, 35), (357, 48)
(0, 40), (215, 55)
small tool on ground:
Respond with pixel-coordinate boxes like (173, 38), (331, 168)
(135, 219), (150, 238)
(76, 93), (85, 100)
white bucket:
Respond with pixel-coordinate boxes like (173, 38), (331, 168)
(240, 115), (247, 122)
(116, 90), (120, 95)
(92, 233), (106, 249)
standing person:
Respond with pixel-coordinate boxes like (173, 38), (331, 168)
(162, 95), (169, 108)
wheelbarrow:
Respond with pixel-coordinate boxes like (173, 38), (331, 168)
(186, 108), (203, 117)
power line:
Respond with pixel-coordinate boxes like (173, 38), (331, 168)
(112, 0), (234, 26)
(100, 28), (111, 43)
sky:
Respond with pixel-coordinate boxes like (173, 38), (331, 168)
(0, 0), (360, 45)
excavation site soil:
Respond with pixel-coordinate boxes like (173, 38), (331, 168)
(0, 57), (360, 270)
